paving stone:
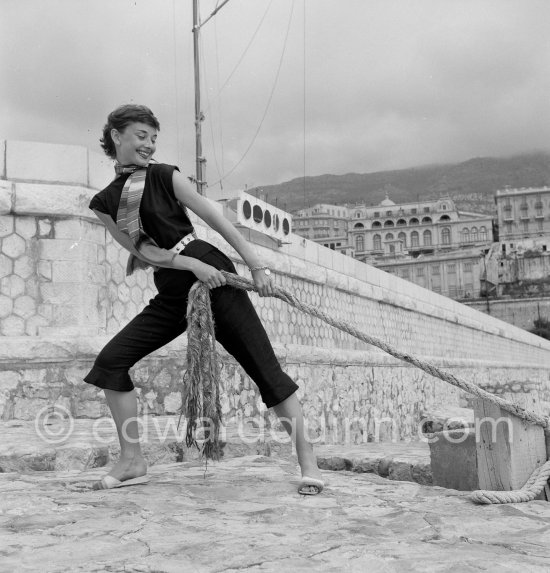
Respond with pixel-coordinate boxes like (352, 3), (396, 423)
(1, 456), (549, 572)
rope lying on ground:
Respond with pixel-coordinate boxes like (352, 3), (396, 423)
(181, 271), (550, 503)
(470, 461), (550, 504)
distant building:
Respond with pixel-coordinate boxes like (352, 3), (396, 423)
(377, 248), (483, 299)
(293, 203), (351, 255)
(495, 186), (550, 253)
(349, 195), (493, 262)
(293, 194), (494, 301)
(294, 195), (493, 262)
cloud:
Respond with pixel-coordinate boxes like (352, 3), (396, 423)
(1, 0), (549, 190)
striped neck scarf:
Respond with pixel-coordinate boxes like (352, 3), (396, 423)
(115, 163), (147, 244)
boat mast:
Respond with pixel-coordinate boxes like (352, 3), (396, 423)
(192, 0), (205, 195)
(192, 0), (231, 196)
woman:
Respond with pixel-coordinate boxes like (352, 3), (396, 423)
(86, 104), (324, 495)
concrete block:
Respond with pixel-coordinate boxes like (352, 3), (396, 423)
(13, 256), (34, 280)
(40, 283), (97, 305)
(327, 269), (349, 291)
(13, 295), (36, 319)
(0, 215), (14, 237)
(14, 182), (96, 218)
(341, 254), (356, 278)
(0, 255), (12, 279)
(428, 428), (479, 491)
(54, 219), (105, 243)
(1, 233), (26, 257)
(299, 237), (319, 265)
(0, 181), (12, 214)
(52, 261), (105, 284)
(473, 392), (547, 493)
(39, 238), (97, 262)
(6, 140), (88, 185)
(87, 149), (115, 190)
(357, 261), (373, 285)
(15, 217), (37, 239)
(332, 251), (346, 275)
(0, 295), (13, 318)
(377, 269), (393, 293)
(38, 218), (52, 237)
(317, 245), (334, 269)
(39, 326), (98, 338)
(50, 305), (87, 327)
(1, 275), (25, 298)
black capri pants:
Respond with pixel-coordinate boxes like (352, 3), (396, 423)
(84, 241), (298, 408)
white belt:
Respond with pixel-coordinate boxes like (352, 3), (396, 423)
(168, 232), (197, 254)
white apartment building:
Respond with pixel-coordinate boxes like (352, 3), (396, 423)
(294, 195), (493, 262)
(495, 186), (550, 253)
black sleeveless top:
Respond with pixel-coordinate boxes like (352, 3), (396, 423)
(89, 163), (196, 250)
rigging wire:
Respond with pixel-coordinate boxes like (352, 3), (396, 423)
(214, 15), (225, 186)
(200, 0), (231, 29)
(302, 0), (306, 211)
(172, 0), (183, 167)
(203, 0), (275, 116)
(199, 32), (224, 186)
(208, 0), (296, 189)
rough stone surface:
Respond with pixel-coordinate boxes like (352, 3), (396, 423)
(317, 442), (433, 486)
(1, 455), (550, 572)
(0, 417), (293, 474)
(2, 342), (550, 447)
(0, 416), (441, 497)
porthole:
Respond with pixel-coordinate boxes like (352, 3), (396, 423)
(264, 210), (272, 228)
(253, 205), (263, 223)
(283, 218), (290, 235)
(273, 214), (280, 231)
(242, 200), (252, 220)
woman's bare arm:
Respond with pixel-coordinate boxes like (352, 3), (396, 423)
(93, 210), (198, 272)
(93, 210), (228, 286)
(171, 171), (273, 296)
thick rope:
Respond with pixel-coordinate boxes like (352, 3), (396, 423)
(182, 271), (550, 502)
(178, 281), (222, 459)
(470, 460), (550, 504)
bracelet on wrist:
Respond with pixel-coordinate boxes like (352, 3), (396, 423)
(250, 266), (268, 271)
(250, 265), (272, 276)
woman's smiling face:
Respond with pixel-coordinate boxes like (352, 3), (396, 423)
(111, 122), (157, 166)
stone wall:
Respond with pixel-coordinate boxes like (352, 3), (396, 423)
(466, 296), (550, 332)
(1, 140), (550, 445)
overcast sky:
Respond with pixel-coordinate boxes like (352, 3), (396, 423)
(1, 0), (549, 192)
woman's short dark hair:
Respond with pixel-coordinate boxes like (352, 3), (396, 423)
(100, 104), (160, 159)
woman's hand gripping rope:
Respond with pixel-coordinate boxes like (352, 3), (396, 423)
(192, 260), (227, 289)
(250, 268), (275, 297)
(191, 262), (273, 295)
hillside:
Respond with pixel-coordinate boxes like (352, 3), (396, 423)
(251, 152), (550, 214)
